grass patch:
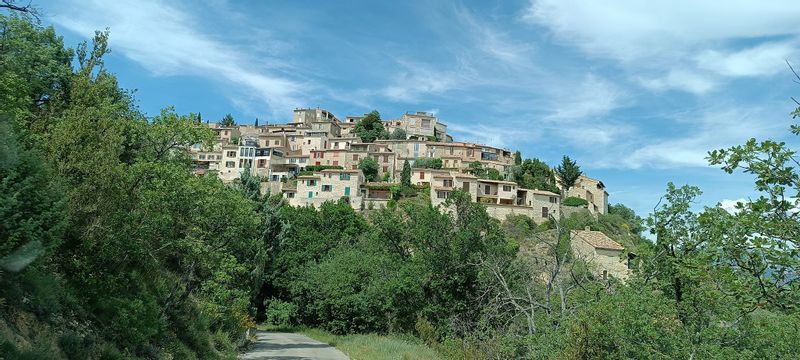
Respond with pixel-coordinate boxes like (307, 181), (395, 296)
(256, 325), (441, 360)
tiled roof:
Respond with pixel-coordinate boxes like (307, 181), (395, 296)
(572, 230), (624, 251)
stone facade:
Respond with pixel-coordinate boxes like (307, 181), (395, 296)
(570, 227), (630, 281)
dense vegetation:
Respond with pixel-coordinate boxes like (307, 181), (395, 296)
(2, 8), (800, 360)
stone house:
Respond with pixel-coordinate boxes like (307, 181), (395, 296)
(285, 169), (363, 209)
(570, 227), (630, 281)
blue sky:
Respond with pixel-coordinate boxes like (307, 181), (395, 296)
(41, 0), (800, 218)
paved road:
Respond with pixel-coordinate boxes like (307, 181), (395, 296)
(239, 331), (349, 360)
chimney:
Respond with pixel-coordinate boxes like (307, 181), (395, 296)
(585, 226), (591, 231)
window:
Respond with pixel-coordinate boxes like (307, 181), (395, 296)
(344, 187), (350, 196)
(257, 159), (266, 168)
(484, 185), (490, 194)
(271, 175), (279, 181)
(340, 173), (351, 180)
(462, 182), (470, 191)
(602, 270), (608, 280)
(333, 161), (339, 166)
(227, 151), (236, 157)
(503, 185), (512, 192)
(421, 119), (431, 128)
(334, 142), (339, 149)
(352, 154), (359, 161)
(217, 155), (222, 160)
(322, 185), (332, 192)
(223, 131), (228, 135)
(443, 179), (453, 187)
(307, 180), (317, 186)
(383, 155), (389, 163)
(274, 140), (280, 145)
(383, 166), (388, 172)
(199, 154), (206, 160)
(449, 147), (454, 154)
(420, 171), (425, 179)
(437, 191), (448, 199)
(541, 207), (549, 218)
(308, 191), (313, 199)
(550, 197), (558, 203)
(226, 161), (235, 168)
(287, 192), (295, 198)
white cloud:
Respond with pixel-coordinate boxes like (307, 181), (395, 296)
(546, 74), (626, 120)
(50, 0), (306, 117)
(621, 106), (787, 169)
(523, 0), (800, 94)
(719, 198), (747, 214)
(696, 40), (799, 77)
(639, 70), (717, 95)
(381, 60), (472, 102)
(448, 122), (534, 148)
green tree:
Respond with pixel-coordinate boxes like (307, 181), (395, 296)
(222, 113), (235, 126)
(390, 127), (407, 140)
(0, 123), (67, 270)
(401, 160), (412, 188)
(705, 121), (800, 309)
(414, 157), (443, 169)
(359, 156), (379, 182)
(555, 155), (582, 193)
(353, 110), (388, 143)
(513, 151), (522, 165)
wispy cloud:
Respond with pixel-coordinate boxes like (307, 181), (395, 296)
(381, 59), (474, 102)
(619, 105), (790, 169)
(523, 0), (800, 94)
(49, 0), (307, 117)
(545, 74), (626, 121)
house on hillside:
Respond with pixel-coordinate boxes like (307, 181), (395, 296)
(570, 227), (631, 281)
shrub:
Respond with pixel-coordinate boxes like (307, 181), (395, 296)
(59, 332), (95, 360)
(264, 299), (299, 327)
(563, 196), (589, 207)
(414, 158), (443, 169)
(304, 165), (344, 172)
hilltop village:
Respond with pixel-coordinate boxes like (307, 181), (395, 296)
(189, 108), (609, 223)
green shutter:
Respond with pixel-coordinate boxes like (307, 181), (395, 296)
(344, 187), (350, 196)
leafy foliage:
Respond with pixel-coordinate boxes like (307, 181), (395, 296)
(555, 155), (582, 192)
(221, 113), (234, 126)
(353, 110), (388, 143)
(562, 196), (589, 207)
(358, 156), (379, 182)
(414, 157), (443, 169)
(390, 127), (407, 140)
(511, 157), (560, 193)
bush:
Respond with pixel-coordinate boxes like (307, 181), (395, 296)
(59, 332), (95, 360)
(304, 165), (344, 172)
(264, 299), (299, 327)
(563, 196), (589, 207)
(414, 158), (442, 169)
(562, 284), (690, 359)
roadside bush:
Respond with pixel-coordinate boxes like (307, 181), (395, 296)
(264, 299), (299, 327)
(562, 196), (589, 207)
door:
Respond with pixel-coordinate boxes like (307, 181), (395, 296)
(344, 187), (350, 196)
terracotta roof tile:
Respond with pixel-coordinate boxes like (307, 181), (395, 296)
(572, 230), (624, 251)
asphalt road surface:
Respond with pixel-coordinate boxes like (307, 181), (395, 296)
(239, 331), (349, 360)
